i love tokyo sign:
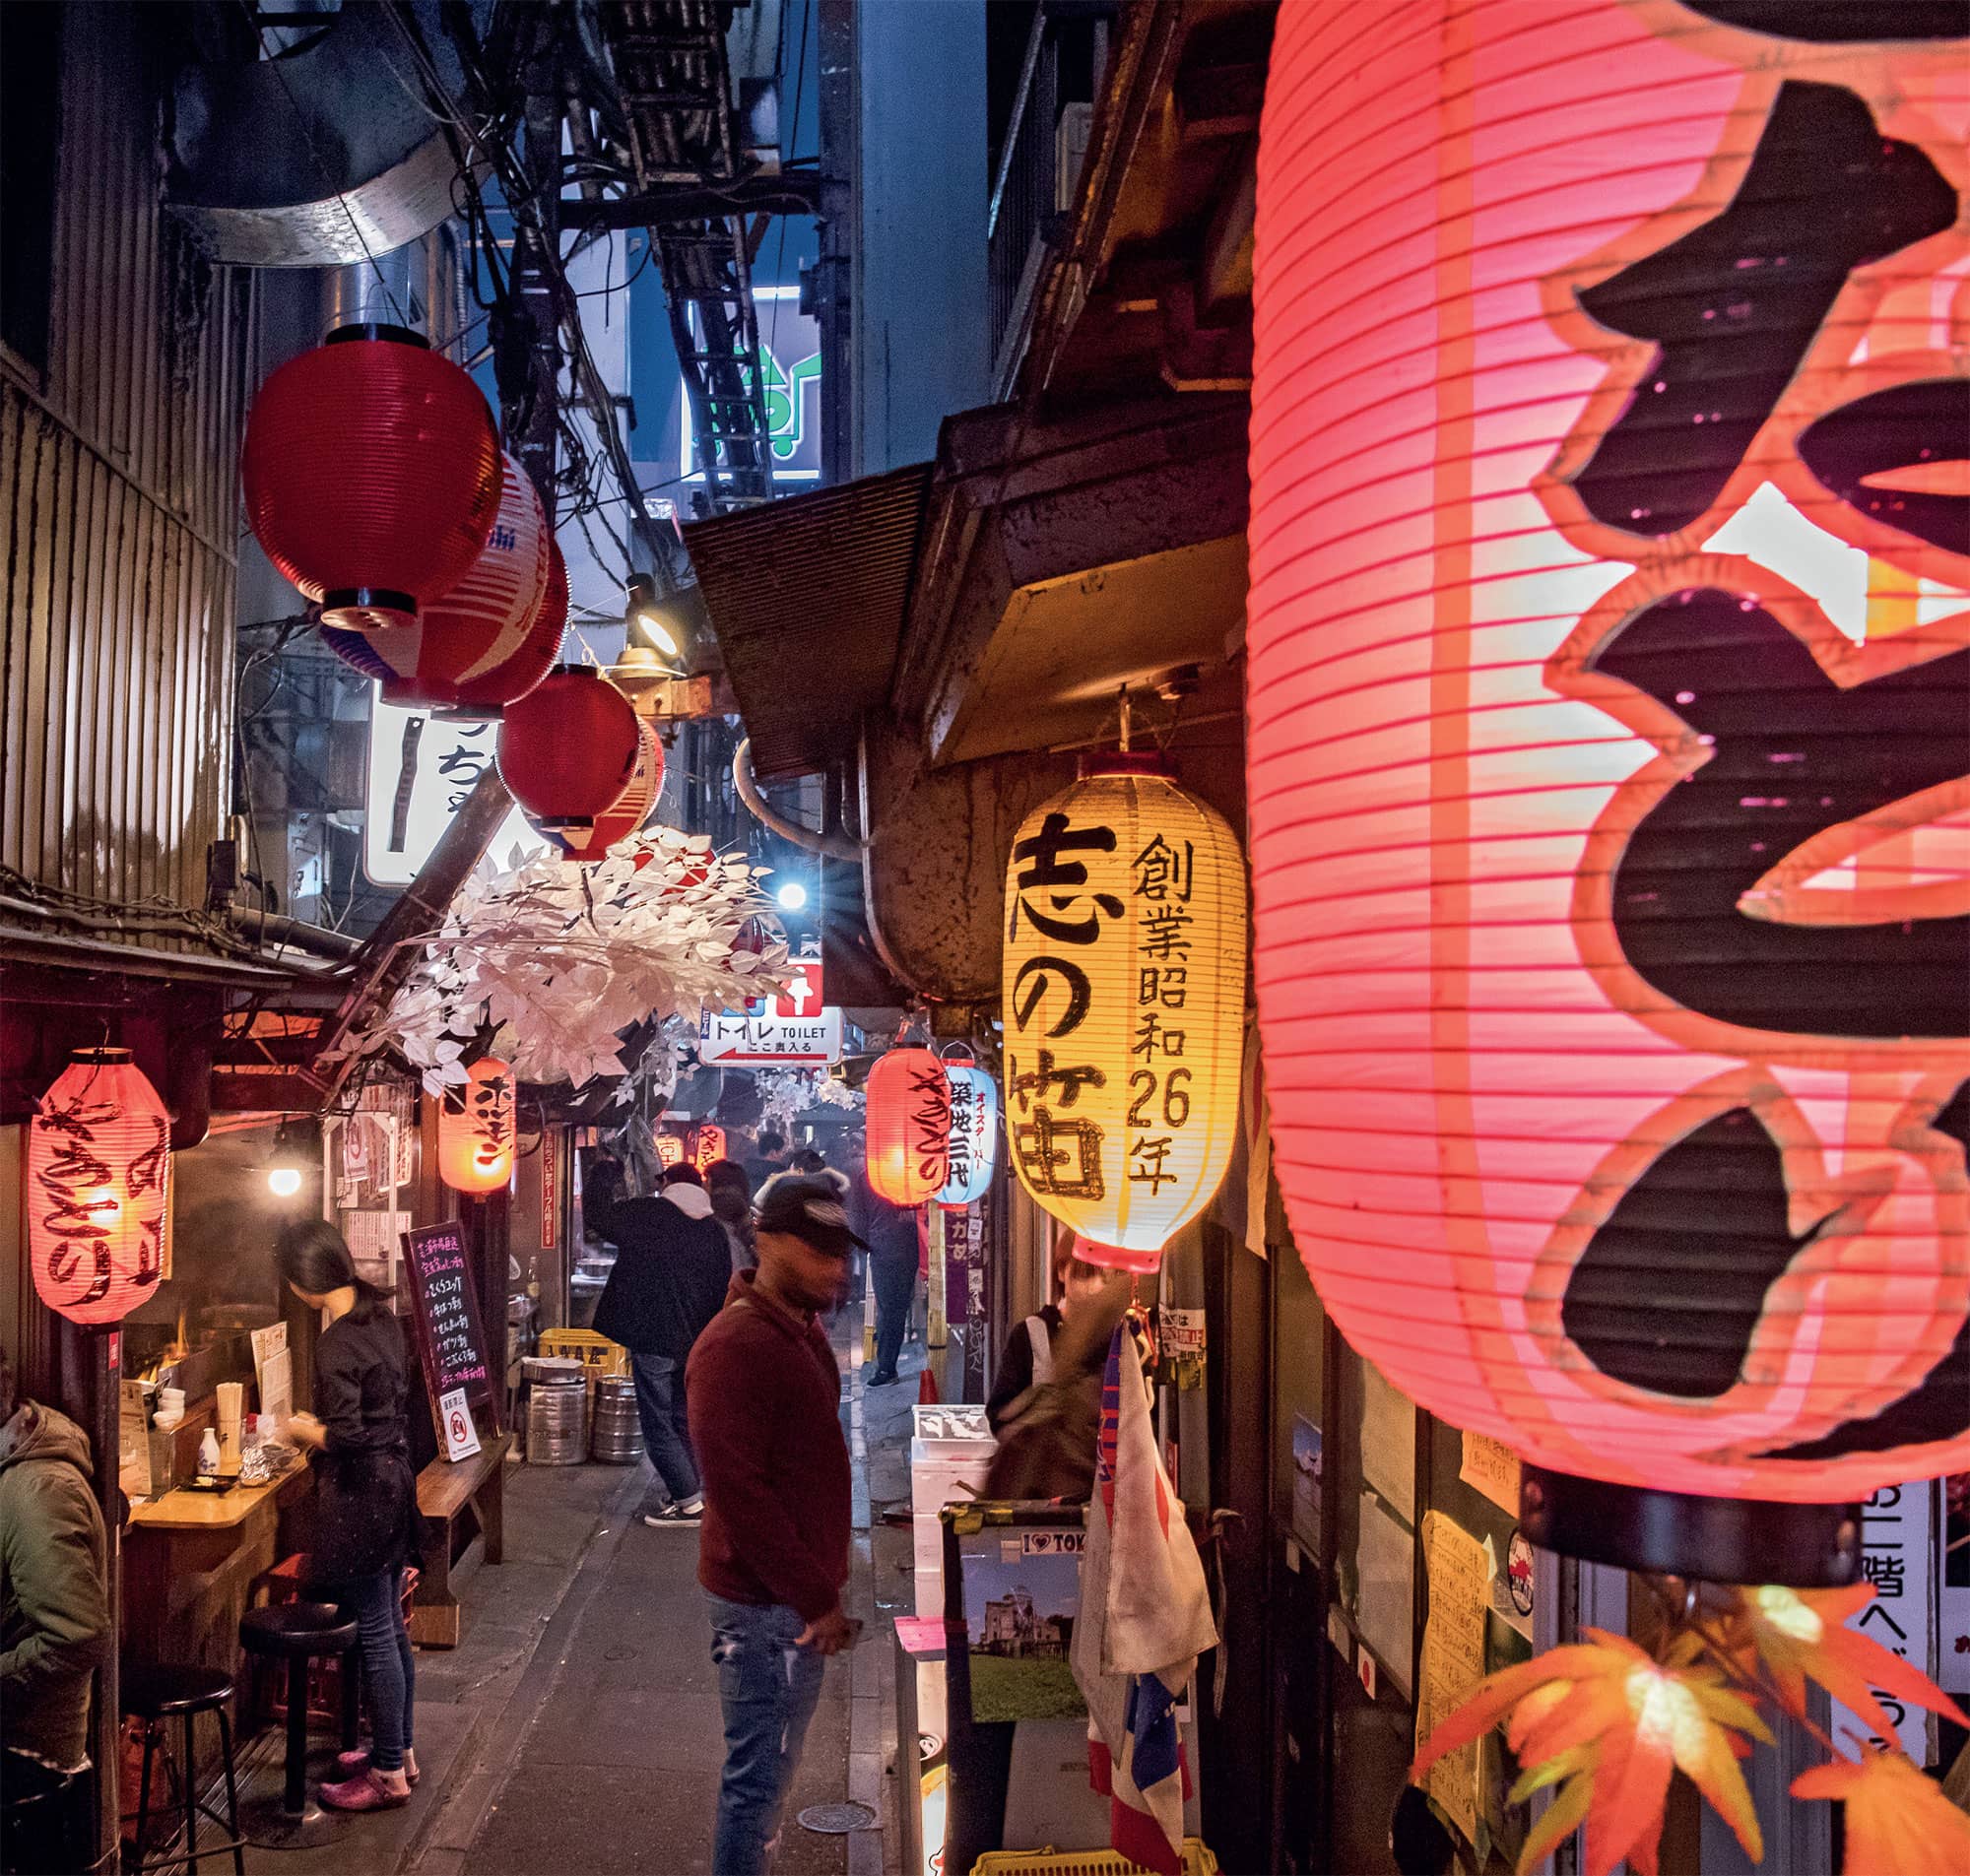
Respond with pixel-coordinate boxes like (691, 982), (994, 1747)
(698, 957), (843, 1065)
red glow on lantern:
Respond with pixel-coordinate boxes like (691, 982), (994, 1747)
(548, 721), (665, 861)
(496, 667), (640, 831)
(694, 1124), (728, 1171)
(437, 1059), (516, 1195)
(29, 1050), (171, 1325)
(865, 1049), (952, 1206)
(241, 329), (502, 632)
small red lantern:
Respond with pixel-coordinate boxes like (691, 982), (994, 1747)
(693, 1123), (728, 1171)
(546, 721), (665, 861)
(865, 1048), (952, 1206)
(437, 1059), (515, 1195)
(496, 666), (640, 831)
(29, 1050), (172, 1325)
(318, 452), (550, 707)
(242, 326), (502, 632)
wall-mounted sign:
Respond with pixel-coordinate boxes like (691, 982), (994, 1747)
(679, 287), (821, 487)
(697, 1003), (844, 1066)
(363, 686), (544, 885)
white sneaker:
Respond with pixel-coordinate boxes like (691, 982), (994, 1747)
(648, 1496), (703, 1525)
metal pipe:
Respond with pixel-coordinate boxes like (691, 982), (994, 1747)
(322, 246), (418, 337)
(732, 740), (861, 861)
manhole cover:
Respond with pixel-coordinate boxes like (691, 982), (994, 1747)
(797, 1802), (877, 1836)
(602, 1646), (638, 1662)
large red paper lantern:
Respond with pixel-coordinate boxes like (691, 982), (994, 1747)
(318, 452), (550, 707)
(865, 1049), (953, 1205)
(242, 326), (502, 632)
(29, 1050), (172, 1325)
(545, 720), (664, 861)
(1248, 0), (1969, 1566)
(496, 666), (641, 830)
(437, 1059), (516, 1195)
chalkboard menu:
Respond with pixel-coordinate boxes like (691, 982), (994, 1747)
(401, 1223), (496, 1421)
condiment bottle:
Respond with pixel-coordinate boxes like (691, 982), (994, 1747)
(197, 1427), (222, 1479)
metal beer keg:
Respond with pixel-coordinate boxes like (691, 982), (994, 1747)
(590, 1375), (644, 1464)
(525, 1370), (587, 1465)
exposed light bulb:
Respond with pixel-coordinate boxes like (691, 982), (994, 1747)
(268, 1166), (302, 1198)
(775, 881), (809, 912)
(633, 610), (681, 658)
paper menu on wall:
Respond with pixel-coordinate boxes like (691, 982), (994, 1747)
(1354, 1490), (1413, 1697)
(251, 1321), (293, 1431)
(1415, 1512), (1487, 1844)
(1361, 1360), (1415, 1520)
(1459, 1430), (1522, 1516)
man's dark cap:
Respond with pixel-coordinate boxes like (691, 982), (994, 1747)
(756, 1176), (867, 1254)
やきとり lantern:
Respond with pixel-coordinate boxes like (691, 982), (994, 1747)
(30, 1049), (172, 1325)
(241, 325), (503, 633)
(865, 1048), (953, 1206)
(1003, 759), (1247, 1259)
(1248, 0), (1969, 1579)
(438, 1059), (516, 1195)
(938, 1062), (1000, 1208)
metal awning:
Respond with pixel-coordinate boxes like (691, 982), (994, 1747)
(681, 463), (932, 778)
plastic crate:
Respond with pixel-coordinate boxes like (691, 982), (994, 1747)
(970, 1843), (1217, 1876)
(538, 1327), (630, 1381)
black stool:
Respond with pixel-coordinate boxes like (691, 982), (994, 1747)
(237, 1602), (359, 1849)
(120, 1664), (244, 1876)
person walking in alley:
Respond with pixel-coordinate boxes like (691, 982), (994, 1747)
(590, 1158), (732, 1525)
(704, 1157), (759, 1273)
(688, 1177), (860, 1875)
(0, 1340), (109, 1876)
(851, 1165), (920, 1387)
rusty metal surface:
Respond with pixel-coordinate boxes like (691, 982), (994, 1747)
(681, 463), (933, 778)
(0, 3), (254, 936)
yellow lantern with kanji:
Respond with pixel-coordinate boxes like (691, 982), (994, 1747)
(29, 1049), (172, 1325)
(655, 1132), (685, 1169)
(1002, 757), (1247, 1257)
(437, 1058), (515, 1195)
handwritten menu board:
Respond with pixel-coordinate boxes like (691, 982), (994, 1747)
(401, 1223), (496, 1422)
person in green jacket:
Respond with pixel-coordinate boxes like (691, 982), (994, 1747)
(0, 1339), (109, 1876)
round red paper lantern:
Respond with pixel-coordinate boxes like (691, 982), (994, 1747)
(693, 1123), (728, 1172)
(437, 1059), (515, 1195)
(1248, 0), (1970, 1550)
(29, 1050), (171, 1325)
(865, 1049), (952, 1205)
(546, 720), (664, 861)
(242, 326), (502, 632)
(496, 666), (641, 831)
(318, 452), (550, 707)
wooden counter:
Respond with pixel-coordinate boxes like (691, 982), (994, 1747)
(126, 1454), (309, 1531)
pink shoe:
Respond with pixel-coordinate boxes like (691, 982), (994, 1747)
(333, 1749), (420, 1786)
(318, 1768), (411, 1811)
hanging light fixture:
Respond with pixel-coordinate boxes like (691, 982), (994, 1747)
(496, 666), (641, 830)
(865, 1047), (953, 1205)
(241, 325), (502, 632)
(624, 573), (684, 661)
(1246, 0), (1970, 1580)
(265, 1123), (308, 1201)
(317, 450), (550, 707)
(437, 1059), (516, 1196)
(28, 1049), (172, 1325)
(1002, 756), (1247, 1260)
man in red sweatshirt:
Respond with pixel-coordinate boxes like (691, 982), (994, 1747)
(687, 1176), (860, 1874)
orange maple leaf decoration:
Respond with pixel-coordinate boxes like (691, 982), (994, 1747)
(1793, 1746), (1970, 1876)
(1723, 1584), (1970, 1741)
(1411, 1629), (1764, 1876)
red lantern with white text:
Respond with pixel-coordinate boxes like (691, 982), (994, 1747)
(29, 1050), (171, 1325)
(865, 1049), (952, 1205)
(1248, 0), (1969, 1576)
(318, 451), (550, 706)
(497, 667), (640, 831)
(437, 1059), (515, 1195)
(242, 327), (502, 632)
(694, 1124), (728, 1172)
(545, 721), (664, 861)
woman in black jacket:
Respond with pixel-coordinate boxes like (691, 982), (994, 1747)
(275, 1221), (421, 1811)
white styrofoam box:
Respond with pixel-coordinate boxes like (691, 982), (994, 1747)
(910, 1446), (992, 1520)
(911, 1403), (992, 1457)
(913, 1512), (949, 1618)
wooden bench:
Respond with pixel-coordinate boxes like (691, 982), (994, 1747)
(409, 1435), (510, 1648)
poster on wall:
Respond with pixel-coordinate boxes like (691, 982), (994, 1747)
(1830, 1480), (1937, 1764)
(955, 1526), (1087, 1724)
(1414, 1512), (1486, 1845)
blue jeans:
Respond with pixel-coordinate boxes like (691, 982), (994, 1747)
(339, 1569), (415, 1772)
(631, 1351), (699, 1505)
(705, 1593), (827, 1875)
(871, 1253), (915, 1381)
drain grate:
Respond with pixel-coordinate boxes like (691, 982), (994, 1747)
(797, 1801), (878, 1835)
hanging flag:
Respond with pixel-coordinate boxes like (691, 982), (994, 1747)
(1070, 1319), (1217, 1876)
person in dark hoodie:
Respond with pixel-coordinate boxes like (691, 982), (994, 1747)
(0, 1338), (110, 1876)
(589, 1158), (733, 1527)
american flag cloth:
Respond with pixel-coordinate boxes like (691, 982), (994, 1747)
(1070, 1319), (1218, 1876)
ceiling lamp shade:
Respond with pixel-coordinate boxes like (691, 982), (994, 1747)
(693, 1123), (728, 1172)
(866, 1048), (953, 1205)
(318, 451), (551, 707)
(496, 666), (641, 831)
(241, 326), (502, 632)
(938, 1063), (999, 1208)
(545, 720), (664, 861)
(1247, 0), (1970, 1565)
(1003, 760), (1248, 1258)
(437, 1058), (515, 1195)
(29, 1049), (172, 1325)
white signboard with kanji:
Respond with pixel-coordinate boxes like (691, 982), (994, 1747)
(697, 1003), (844, 1066)
(1830, 1479), (1937, 1765)
(363, 688), (544, 885)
